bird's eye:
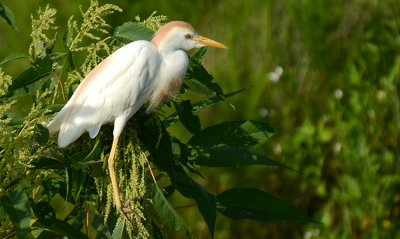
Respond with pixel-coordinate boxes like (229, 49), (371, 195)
(185, 34), (192, 39)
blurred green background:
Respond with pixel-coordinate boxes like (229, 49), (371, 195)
(1, 0), (400, 238)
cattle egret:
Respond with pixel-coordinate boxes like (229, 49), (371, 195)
(47, 21), (227, 225)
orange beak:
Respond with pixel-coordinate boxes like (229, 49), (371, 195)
(193, 35), (228, 49)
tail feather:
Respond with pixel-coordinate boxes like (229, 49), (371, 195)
(46, 104), (70, 135)
(57, 123), (85, 148)
(46, 103), (85, 148)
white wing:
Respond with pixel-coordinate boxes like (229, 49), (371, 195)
(47, 40), (161, 147)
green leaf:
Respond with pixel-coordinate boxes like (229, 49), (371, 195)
(163, 87), (249, 127)
(48, 52), (67, 61)
(173, 100), (201, 134)
(33, 123), (49, 146)
(31, 201), (56, 220)
(59, 50), (75, 88)
(152, 222), (164, 239)
(184, 53), (223, 96)
(113, 22), (154, 44)
(173, 168), (216, 238)
(140, 114), (175, 174)
(112, 219), (126, 239)
(0, 53), (26, 65)
(36, 230), (60, 238)
(79, 138), (102, 165)
(0, 3), (18, 31)
(190, 47), (208, 64)
(152, 184), (196, 239)
(2, 57), (54, 100)
(0, 190), (31, 238)
(189, 120), (274, 148)
(32, 218), (89, 239)
(72, 168), (86, 200)
(216, 188), (316, 223)
(63, 26), (74, 48)
(31, 157), (67, 169)
(43, 103), (65, 112)
(0, 204), (7, 221)
(171, 138), (204, 178)
(93, 215), (113, 239)
(188, 146), (293, 170)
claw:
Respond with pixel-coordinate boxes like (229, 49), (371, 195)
(117, 197), (144, 231)
(118, 206), (135, 231)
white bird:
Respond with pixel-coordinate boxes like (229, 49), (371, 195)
(47, 21), (227, 224)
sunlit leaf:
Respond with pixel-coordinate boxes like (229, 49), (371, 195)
(0, 53), (26, 65)
(113, 21), (154, 44)
(1, 57), (54, 100)
(184, 50), (223, 96)
(49, 193), (75, 220)
(63, 26), (74, 48)
(216, 188), (317, 223)
(0, 3), (18, 31)
(189, 120), (274, 148)
(0, 190), (31, 239)
(190, 47), (207, 64)
(112, 219), (126, 239)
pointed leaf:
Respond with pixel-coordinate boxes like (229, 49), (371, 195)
(31, 157), (67, 169)
(0, 53), (26, 65)
(63, 26), (74, 48)
(2, 57), (54, 100)
(171, 138), (204, 178)
(113, 22), (154, 44)
(0, 190), (31, 238)
(140, 114), (175, 174)
(152, 222), (164, 239)
(32, 218), (89, 239)
(183, 49), (223, 95)
(93, 215), (113, 239)
(31, 201), (56, 220)
(216, 188), (317, 223)
(190, 47), (207, 64)
(112, 219), (126, 239)
(152, 184), (196, 239)
(173, 100), (201, 134)
(184, 67), (218, 96)
(184, 52), (223, 96)
(79, 138), (102, 165)
(33, 123), (49, 146)
(189, 146), (293, 170)
(173, 168), (216, 238)
(163, 87), (249, 127)
(189, 120), (274, 148)
(0, 3), (18, 31)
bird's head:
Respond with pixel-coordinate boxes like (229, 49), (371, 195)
(152, 21), (228, 54)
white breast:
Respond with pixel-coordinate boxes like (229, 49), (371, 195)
(147, 50), (189, 112)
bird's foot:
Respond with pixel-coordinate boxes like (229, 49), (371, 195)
(117, 197), (143, 231)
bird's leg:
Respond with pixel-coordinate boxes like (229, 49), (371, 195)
(107, 137), (136, 230)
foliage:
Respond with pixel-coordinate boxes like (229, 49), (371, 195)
(0, 1), (313, 238)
